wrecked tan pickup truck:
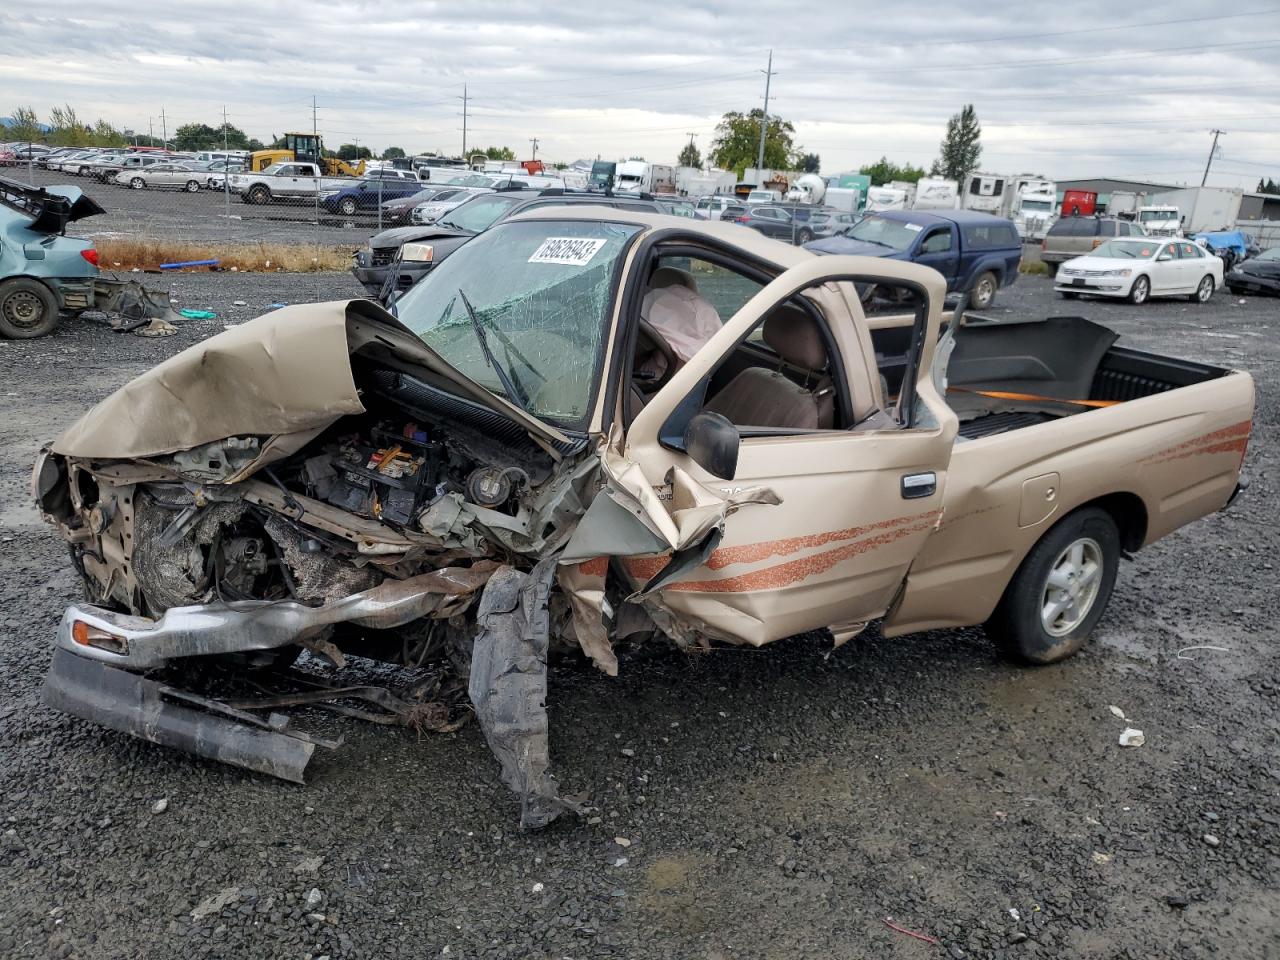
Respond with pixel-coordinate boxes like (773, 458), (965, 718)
(35, 210), (1253, 828)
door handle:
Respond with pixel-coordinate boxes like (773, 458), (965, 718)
(901, 472), (937, 499)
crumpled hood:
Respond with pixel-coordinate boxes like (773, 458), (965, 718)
(802, 236), (900, 258)
(1236, 258), (1280, 279)
(370, 224), (473, 249)
(53, 299), (566, 462)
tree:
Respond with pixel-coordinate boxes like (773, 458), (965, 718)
(47, 104), (91, 147)
(677, 139), (702, 168)
(931, 104), (982, 184)
(382, 146), (406, 160)
(1256, 177), (1279, 196)
(710, 109), (799, 177)
(337, 143), (373, 161)
(481, 145), (515, 161)
(859, 155), (926, 186)
(4, 106), (43, 143)
(799, 152), (820, 173)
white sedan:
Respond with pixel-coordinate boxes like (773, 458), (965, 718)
(1055, 237), (1223, 305)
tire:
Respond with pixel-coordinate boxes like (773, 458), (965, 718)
(797, 227), (813, 244)
(970, 270), (998, 309)
(985, 507), (1121, 665)
(1227, 284), (1243, 296)
(1191, 274), (1214, 303)
(1128, 275), (1150, 305)
(0, 278), (59, 339)
(1044, 261), (1060, 277)
(129, 177), (145, 190)
(248, 185), (271, 205)
(339, 197), (358, 216)
(184, 180), (200, 192)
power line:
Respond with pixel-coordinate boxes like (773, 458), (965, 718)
(772, 7), (1280, 52)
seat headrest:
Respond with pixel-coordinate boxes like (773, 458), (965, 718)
(763, 304), (828, 371)
(649, 266), (698, 293)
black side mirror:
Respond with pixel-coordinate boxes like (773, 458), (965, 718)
(684, 411), (740, 480)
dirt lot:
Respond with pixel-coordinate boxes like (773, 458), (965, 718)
(0, 271), (1275, 960)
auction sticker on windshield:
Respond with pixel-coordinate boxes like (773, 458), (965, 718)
(528, 237), (608, 266)
(904, 223), (924, 232)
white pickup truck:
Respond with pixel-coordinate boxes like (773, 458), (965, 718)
(228, 162), (355, 205)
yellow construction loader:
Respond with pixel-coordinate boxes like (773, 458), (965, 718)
(247, 133), (366, 176)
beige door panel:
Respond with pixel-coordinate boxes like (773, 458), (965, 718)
(621, 256), (958, 644)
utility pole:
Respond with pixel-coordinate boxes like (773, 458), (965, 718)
(160, 108), (167, 149)
(458, 84), (469, 159)
(1201, 128), (1225, 186)
(222, 105), (231, 235)
(148, 118), (154, 146)
(685, 132), (698, 167)
(529, 137), (540, 162)
(755, 50), (775, 179)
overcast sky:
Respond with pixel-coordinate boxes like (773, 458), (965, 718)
(2, 1), (1278, 188)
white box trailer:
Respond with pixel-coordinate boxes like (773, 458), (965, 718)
(913, 177), (960, 210)
(962, 172), (1016, 218)
(1147, 186), (1245, 234)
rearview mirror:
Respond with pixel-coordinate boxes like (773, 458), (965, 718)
(684, 411), (740, 480)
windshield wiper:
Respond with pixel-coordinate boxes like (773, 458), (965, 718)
(457, 287), (530, 410)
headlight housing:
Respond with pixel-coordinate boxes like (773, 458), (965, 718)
(1101, 269), (1132, 277)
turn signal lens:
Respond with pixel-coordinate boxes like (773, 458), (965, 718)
(71, 620), (127, 654)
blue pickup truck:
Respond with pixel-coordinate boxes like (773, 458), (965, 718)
(804, 208), (1022, 308)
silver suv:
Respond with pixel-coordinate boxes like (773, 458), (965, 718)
(1041, 216), (1146, 271)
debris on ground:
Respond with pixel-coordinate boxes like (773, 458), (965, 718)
(1109, 705), (1126, 720)
(882, 918), (940, 945)
(1119, 728), (1145, 747)
(190, 886), (241, 920)
(177, 308), (217, 320)
(150, 797), (168, 814)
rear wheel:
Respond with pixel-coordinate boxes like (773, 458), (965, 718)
(1191, 274), (1214, 303)
(0, 278), (59, 339)
(970, 271), (998, 309)
(129, 177), (145, 190)
(339, 197), (358, 216)
(1128, 275), (1150, 304)
(184, 179), (200, 193)
(797, 227), (813, 244)
(985, 507), (1120, 665)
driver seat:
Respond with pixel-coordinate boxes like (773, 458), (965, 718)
(704, 306), (835, 429)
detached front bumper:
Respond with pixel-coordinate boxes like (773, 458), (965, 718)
(43, 646), (330, 783)
(54, 601), (314, 670)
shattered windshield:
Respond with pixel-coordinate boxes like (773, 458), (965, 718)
(395, 219), (641, 425)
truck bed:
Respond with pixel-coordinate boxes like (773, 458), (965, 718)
(942, 317), (1231, 438)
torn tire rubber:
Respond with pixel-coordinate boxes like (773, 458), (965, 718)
(468, 558), (575, 830)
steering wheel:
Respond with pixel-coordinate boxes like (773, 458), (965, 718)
(636, 317), (678, 392)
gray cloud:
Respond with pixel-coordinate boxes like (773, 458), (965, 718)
(2, 1), (1277, 187)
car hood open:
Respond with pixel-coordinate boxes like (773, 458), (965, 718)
(52, 298), (568, 463)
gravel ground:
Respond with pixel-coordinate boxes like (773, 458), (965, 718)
(15, 166), (387, 246)
(0, 271), (1276, 960)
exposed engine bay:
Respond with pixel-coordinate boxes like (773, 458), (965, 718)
(33, 293), (771, 830)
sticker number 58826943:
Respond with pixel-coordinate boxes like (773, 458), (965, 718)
(528, 237), (608, 266)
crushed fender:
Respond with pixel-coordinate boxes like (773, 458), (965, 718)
(468, 558), (577, 829)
